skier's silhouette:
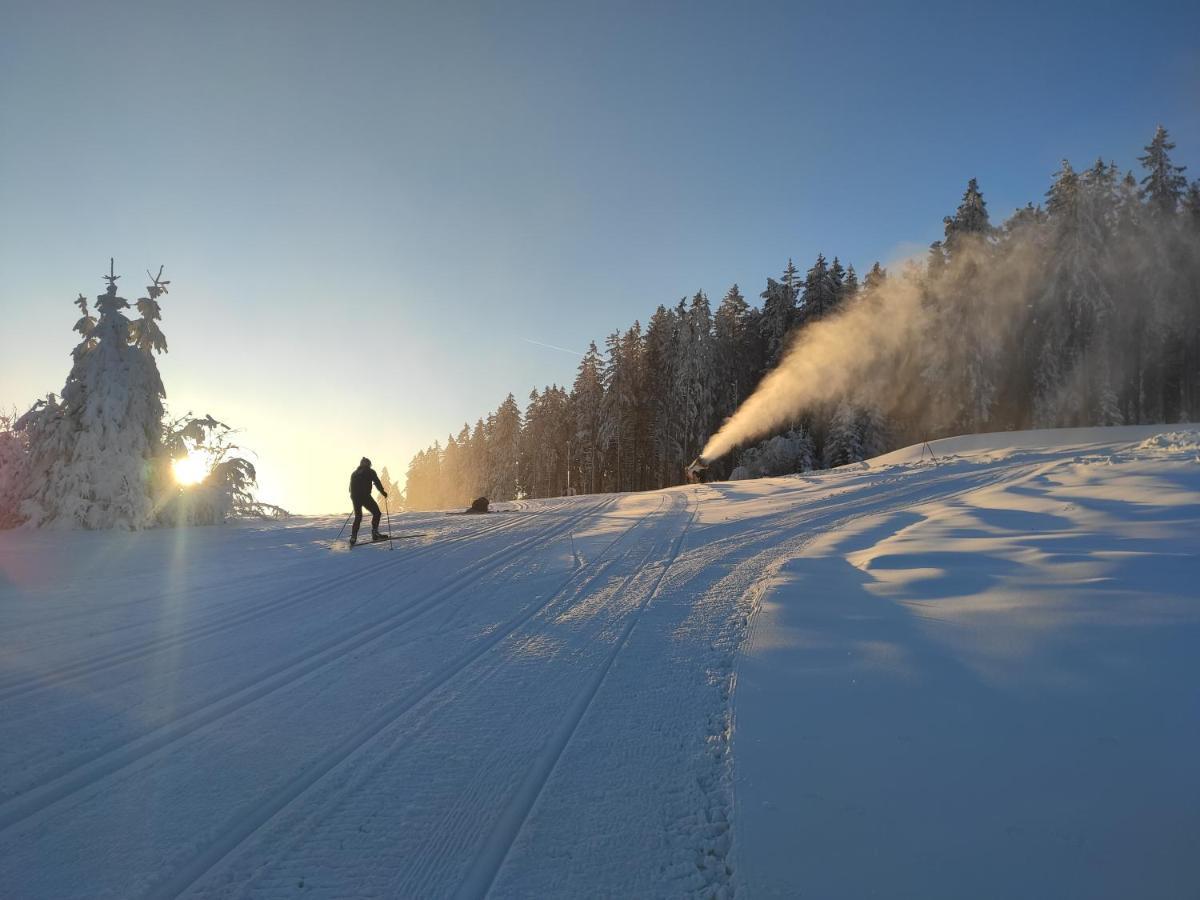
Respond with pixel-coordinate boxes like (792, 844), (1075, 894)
(349, 457), (387, 545)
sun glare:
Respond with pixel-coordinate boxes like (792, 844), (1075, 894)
(173, 450), (211, 486)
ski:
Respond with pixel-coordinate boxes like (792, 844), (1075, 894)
(349, 531), (426, 547)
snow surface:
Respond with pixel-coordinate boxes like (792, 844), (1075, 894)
(0, 425), (1197, 898)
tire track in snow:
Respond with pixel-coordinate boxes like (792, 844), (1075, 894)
(150, 494), (670, 900)
(0, 496), (617, 837)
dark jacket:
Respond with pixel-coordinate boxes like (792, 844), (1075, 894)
(349, 465), (384, 501)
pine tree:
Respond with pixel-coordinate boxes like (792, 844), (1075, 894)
(758, 263), (799, 369)
(863, 262), (887, 292)
(828, 256), (847, 310)
(487, 395), (522, 500)
(800, 253), (836, 322)
(714, 284), (754, 434)
(643, 306), (677, 488)
(843, 264), (859, 300)
(943, 177), (992, 254)
(572, 342), (605, 493)
(0, 413), (29, 528)
(824, 399), (864, 467)
(1138, 125), (1188, 217)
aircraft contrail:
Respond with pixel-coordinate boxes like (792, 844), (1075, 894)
(521, 338), (584, 357)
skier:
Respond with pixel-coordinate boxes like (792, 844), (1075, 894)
(348, 457), (387, 546)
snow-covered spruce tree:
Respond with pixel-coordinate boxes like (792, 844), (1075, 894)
(17, 265), (274, 528)
(642, 305), (678, 489)
(20, 265), (162, 528)
(799, 253), (835, 323)
(863, 262), (887, 292)
(487, 394), (522, 501)
(758, 262), (799, 369)
(675, 292), (716, 465)
(572, 343), (605, 493)
(0, 412), (30, 528)
(922, 178), (1000, 436)
(1032, 160), (1119, 426)
(824, 399), (865, 468)
(1139, 125), (1188, 218)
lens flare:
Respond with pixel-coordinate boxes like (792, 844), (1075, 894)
(172, 450), (211, 486)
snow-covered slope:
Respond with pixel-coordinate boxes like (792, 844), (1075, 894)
(0, 426), (1196, 898)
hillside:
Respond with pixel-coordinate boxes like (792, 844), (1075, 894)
(0, 425), (1196, 898)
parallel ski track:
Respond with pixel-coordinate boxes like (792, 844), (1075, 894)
(222, 493), (690, 898)
(0, 502), (558, 702)
(2, 503), (556, 655)
(0, 496), (617, 837)
(148, 493), (675, 900)
(456, 493), (697, 900)
(455, 459), (1039, 898)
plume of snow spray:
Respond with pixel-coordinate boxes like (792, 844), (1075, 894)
(700, 232), (1052, 463)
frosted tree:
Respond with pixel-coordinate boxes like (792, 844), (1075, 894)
(572, 342), (605, 493)
(758, 261), (799, 368)
(1139, 125), (1188, 217)
(487, 394), (522, 500)
(863, 262), (887, 292)
(602, 324), (646, 492)
(858, 405), (891, 460)
(923, 178), (1000, 434)
(800, 253), (836, 322)
(942, 177), (992, 254)
(1031, 160), (1119, 425)
(733, 428), (813, 478)
(642, 306), (678, 488)
(0, 413), (30, 528)
(843, 263), (859, 300)
(674, 292), (715, 464)
(714, 284), (756, 434)
(828, 256), (848, 309)
(20, 263), (164, 528)
(824, 399), (864, 467)
(158, 413), (277, 523)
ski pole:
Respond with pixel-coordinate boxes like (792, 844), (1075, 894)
(385, 495), (393, 551)
(334, 510), (352, 545)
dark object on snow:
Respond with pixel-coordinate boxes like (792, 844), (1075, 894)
(685, 457), (709, 484)
(349, 459), (387, 542)
(467, 496), (490, 514)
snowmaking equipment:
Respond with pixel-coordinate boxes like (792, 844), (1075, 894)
(685, 457), (710, 484)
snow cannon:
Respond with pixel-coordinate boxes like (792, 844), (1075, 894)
(686, 456), (709, 484)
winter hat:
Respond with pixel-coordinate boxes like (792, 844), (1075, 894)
(360, 457), (371, 468)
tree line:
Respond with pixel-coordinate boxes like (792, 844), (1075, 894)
(403, 126), (1199, 510)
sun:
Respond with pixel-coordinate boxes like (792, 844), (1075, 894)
(173, 450), (212, 486)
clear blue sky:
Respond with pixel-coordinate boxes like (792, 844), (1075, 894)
(2, 0), (1197, 513)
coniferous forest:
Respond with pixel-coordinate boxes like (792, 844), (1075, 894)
(404, 127), (1200, 510)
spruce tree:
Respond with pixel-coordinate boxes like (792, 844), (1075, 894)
(943, 177), (992, 254)
(800, 253), (835, 321)
(1138, 125), (1188, 217)
(572, 342), (605, 493)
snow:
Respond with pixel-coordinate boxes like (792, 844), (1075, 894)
(734, 425), (1200, 898)
(1, 425), (1197, 897)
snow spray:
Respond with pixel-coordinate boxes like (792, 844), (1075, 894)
(699, 228), (1061, 463)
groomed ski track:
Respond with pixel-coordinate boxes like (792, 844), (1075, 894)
(2, 427), (1197, 898)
